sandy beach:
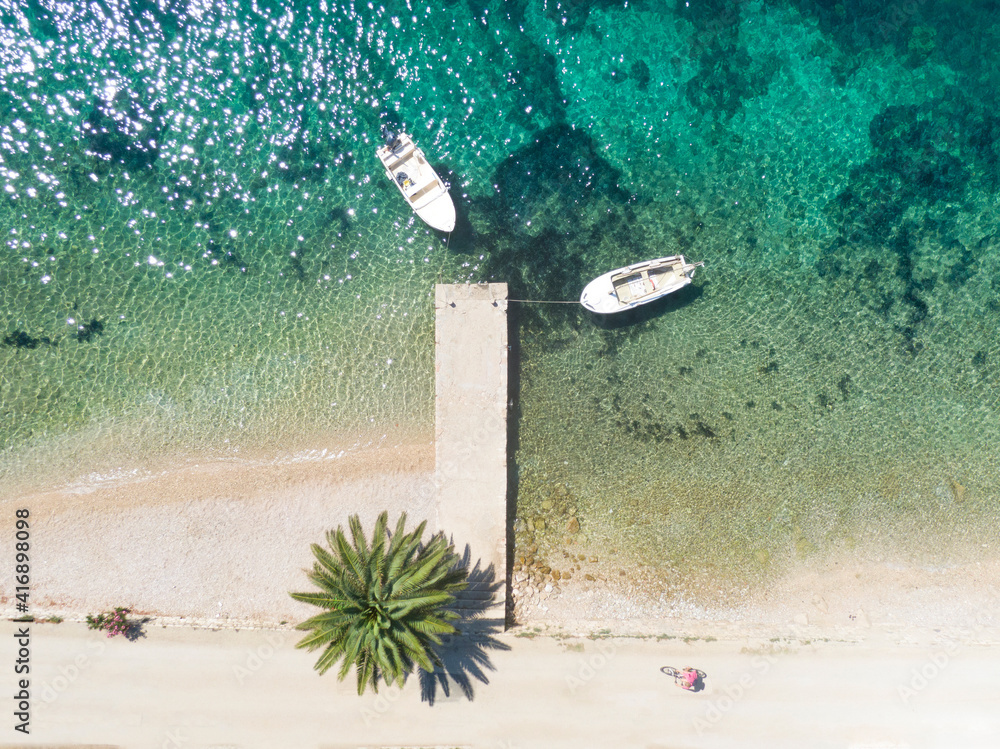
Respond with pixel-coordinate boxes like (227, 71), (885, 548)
(0, 437), (437, 625)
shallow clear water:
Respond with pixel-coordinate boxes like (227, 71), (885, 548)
(2, 0), (999, 597)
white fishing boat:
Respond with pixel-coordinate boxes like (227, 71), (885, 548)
(375, 128), (456, 233)
(580, 255), (705, 314)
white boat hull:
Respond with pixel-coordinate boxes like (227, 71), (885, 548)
(580, 255), (704, 314)
(376, 132), (456, 233)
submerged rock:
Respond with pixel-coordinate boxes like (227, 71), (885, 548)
(3, 330), (55, 349)
(75, 318), (105, 343)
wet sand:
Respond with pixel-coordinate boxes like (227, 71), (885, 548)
(519, 550), (1000, 645)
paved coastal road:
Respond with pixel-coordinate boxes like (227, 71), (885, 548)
(3, 622), (998, 749)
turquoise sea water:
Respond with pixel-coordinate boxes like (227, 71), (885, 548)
(2, 1), (999, 599)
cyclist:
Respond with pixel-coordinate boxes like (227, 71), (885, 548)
(678, 667), (699, 690)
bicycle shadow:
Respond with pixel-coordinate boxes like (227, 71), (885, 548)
(418, 547), (510, 705)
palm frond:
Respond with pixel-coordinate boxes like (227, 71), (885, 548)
(385, 592), (456, 619)
(395, 626), (437, 673)
(408, 616), (460, 637)
(356, 651), (378, 695)
(385, 531), (424, 582)
(309, 542), (344, 578)
(392, 544), (453, 594)
(347, 515), (370, 565)
(333, 526), (368, 588)
(295, 623), (346, 653)
(338, 625), (367, 677)
(289, 589), (349, 610)
(314, 642), (346, 675)
(369, 511), (389, 581)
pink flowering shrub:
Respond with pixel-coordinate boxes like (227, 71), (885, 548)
(86, 607), (132, 638)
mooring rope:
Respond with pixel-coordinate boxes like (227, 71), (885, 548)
(434, 298), (578, 310)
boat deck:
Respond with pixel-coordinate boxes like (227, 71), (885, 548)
(379, 142), (444, 209)
(612, 263), (685, 304)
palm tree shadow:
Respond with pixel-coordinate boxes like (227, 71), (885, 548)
(418, 545), (511, 705)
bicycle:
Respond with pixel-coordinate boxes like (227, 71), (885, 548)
(661, 666), (706, 691)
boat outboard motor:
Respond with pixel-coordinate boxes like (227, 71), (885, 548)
(381, 125), (402, 152)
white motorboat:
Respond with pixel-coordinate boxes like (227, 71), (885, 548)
(580, 255), (705, 314)
(375, 128), (456, 233)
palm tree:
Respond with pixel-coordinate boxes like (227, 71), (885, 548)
(290, 511), (468, 694)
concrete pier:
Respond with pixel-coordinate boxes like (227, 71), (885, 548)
(435, 283), (509, 583)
